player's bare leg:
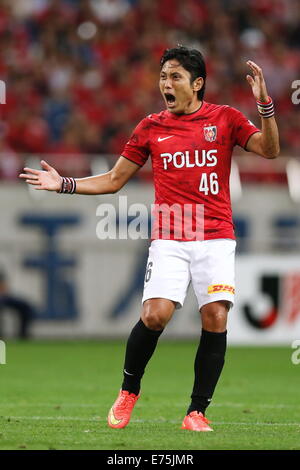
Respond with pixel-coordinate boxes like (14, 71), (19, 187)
(201, 300), (229, 333)
(141, 298), (176, 330)
(182, 300), (230, 432)
(108, 298), (176, 429)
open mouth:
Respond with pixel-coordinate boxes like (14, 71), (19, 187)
(164, 93), (176, 106)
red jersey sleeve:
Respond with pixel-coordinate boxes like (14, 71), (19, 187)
(121, 117), (150, 166)
(228, 106), (260, 150)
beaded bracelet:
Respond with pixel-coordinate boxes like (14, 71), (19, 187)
(257, 96), (274, 118)
(57, 177), (77, 194)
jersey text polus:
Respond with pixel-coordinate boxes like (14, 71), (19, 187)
(160, 149), (218, 170)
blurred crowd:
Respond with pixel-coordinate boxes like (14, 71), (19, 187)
(0, 0), (299, 179)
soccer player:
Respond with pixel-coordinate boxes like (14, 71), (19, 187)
(20, 46), (280, 432)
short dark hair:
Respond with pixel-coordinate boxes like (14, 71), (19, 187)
(160, 46), (206, 100)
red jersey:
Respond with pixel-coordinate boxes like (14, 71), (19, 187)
(121, 101), (260, 241)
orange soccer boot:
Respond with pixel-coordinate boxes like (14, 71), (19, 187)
(107, 390), (140, 429)
(181, 411), (213, 432)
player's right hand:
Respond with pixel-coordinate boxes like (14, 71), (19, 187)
(19, 160), (62, 192)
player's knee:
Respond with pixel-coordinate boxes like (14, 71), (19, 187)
(142, 310), (168, 331)
(200, 300), (230, 331)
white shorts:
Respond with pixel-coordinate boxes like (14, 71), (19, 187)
(142, 239), (236, 310)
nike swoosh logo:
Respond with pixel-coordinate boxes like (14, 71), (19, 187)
(108, 407), (122, 425)
(158, 136), (174, 142)
(124, 369), (135, 376)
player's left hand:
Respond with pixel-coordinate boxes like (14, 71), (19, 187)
(246, 60), (269, 102)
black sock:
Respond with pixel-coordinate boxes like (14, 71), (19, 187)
(187, 329), (227, 416)
(122, 319), (164, 395)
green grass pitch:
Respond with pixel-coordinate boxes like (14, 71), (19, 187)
(0, 340), (299, 450)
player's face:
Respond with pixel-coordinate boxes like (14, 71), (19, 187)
(159, 59), (202, 114)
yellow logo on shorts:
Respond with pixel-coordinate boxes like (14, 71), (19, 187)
(208, 284), (235, 294)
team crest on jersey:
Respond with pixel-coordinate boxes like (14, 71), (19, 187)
(203, 125), (217, 142)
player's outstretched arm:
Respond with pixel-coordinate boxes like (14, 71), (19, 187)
(245, 60), (280, 159)
(19, 157), (140, 195)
